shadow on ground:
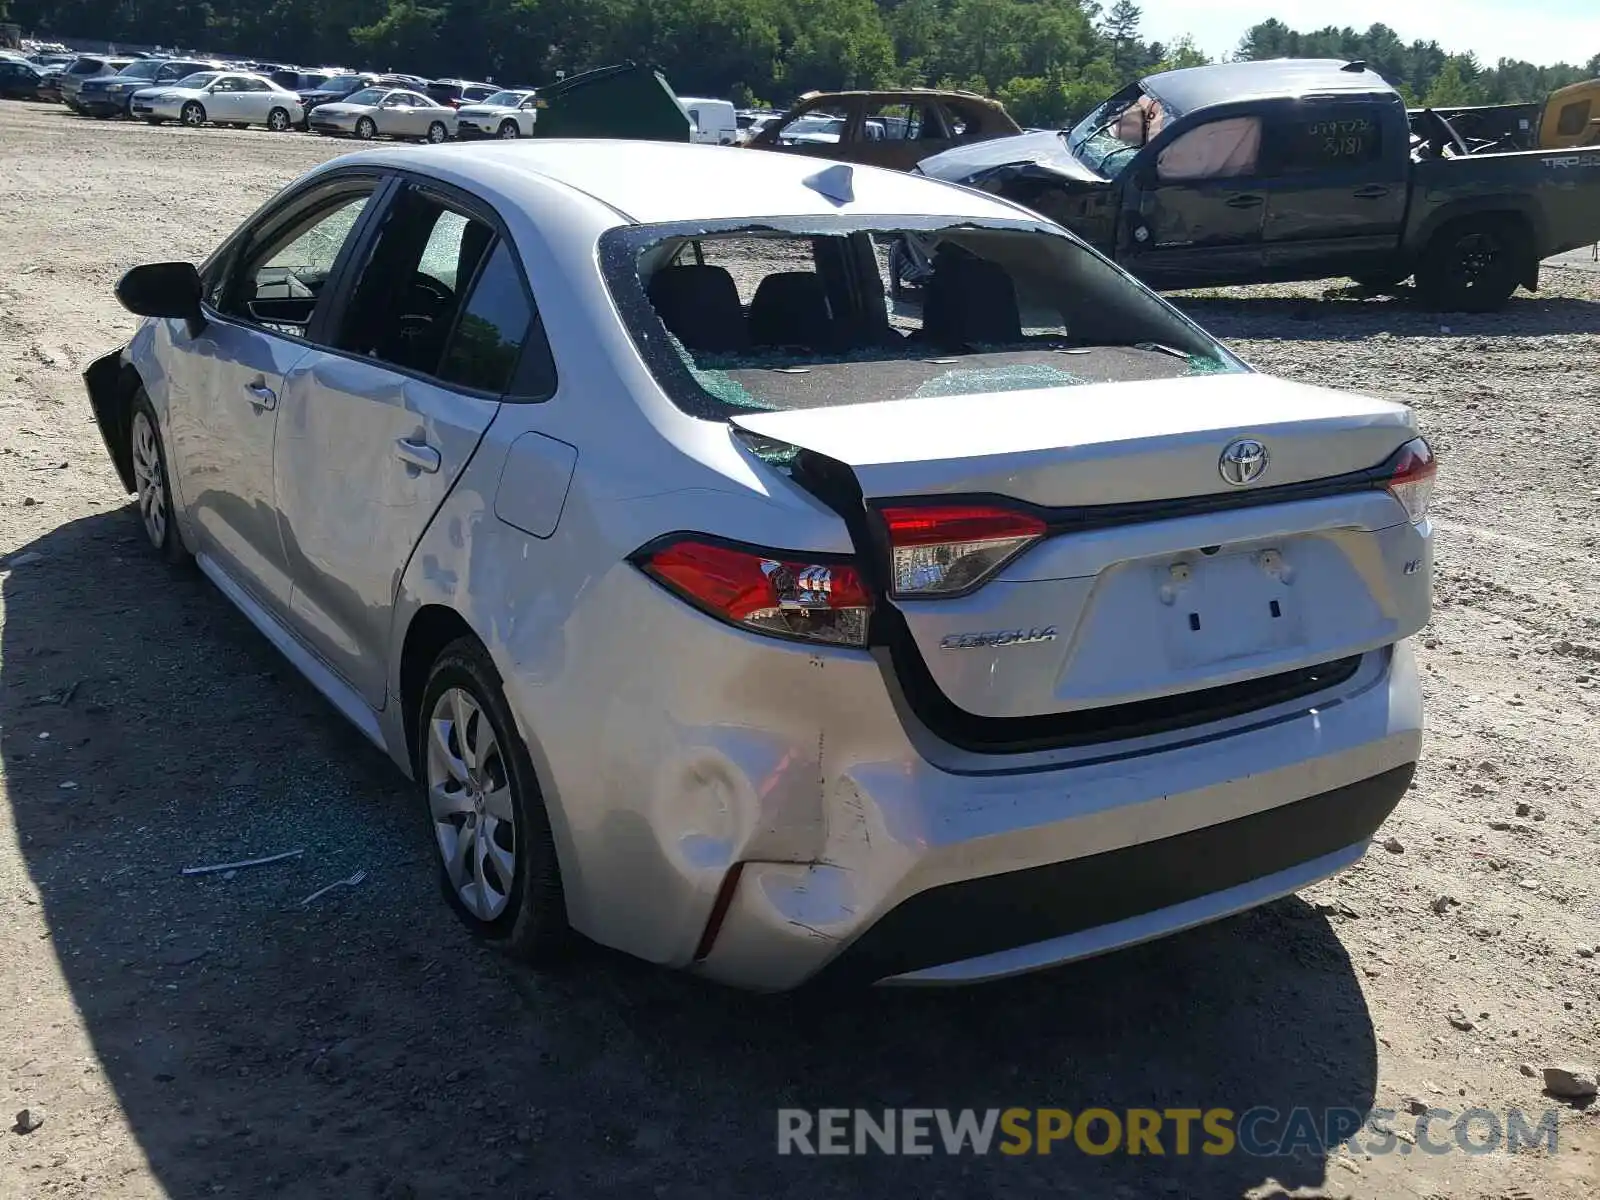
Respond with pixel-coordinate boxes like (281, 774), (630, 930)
(4, 507), (1379, 1198)
(1169, 290), (1600, 342)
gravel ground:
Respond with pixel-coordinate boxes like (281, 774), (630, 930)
(1, 100), (1598, 1199)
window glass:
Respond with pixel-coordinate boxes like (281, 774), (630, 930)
(1157, 117), (1262, 181)
(1264, 111), (1383, 172)
(776, 106), (848, 145)
(611, 225), (1239, 421)
(438, 242), (533, 393)
(224, 190), (373, 337)
(336, 191), (495, 376)
(1557, 100), (1593, 137)
(862, 103), (923, 141)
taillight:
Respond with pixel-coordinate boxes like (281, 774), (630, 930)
(880, 504), (1047, 598)
(636, 537), (872, 646)
(1386, 437), (1437, 524)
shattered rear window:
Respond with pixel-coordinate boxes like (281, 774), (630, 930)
(599, 219), (1243, 420)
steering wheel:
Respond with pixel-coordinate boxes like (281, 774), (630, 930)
(392, 273), (455, 360)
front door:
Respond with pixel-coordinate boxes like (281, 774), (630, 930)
(172, 179), (381, 608)
(1121, 114), (1269, 288)
(274, 183), (539, 705)
(202, 75), (249, 122)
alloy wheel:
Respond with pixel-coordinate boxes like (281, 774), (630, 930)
(499, 121), (519, 139)
(426, 687), (517, 922)
(130, 410), (167, 549)
(428, 121), (448, 144)
(181, 102), (204, 127)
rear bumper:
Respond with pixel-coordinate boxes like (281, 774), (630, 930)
(691, 643), (1421, 991)
(830, 765), (1410, 986)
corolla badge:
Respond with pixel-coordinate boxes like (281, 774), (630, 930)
(1219, 437), (1269, 486)
(940, 627), (1058, 651)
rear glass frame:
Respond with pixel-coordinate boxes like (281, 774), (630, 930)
(598, 215), (1246, 422)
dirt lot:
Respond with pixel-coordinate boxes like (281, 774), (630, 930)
(1, 99), (1598, 1199)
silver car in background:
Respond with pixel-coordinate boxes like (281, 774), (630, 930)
(84, 144), (1432, 991)
(309, 86), (457, 142)
(130, 71), (305, 130)
(453, 89), (539, 139)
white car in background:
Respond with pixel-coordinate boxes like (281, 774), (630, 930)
(453, 89), (539, 139)
(308, 86), (457, 142)
(130, 71), (304, 131)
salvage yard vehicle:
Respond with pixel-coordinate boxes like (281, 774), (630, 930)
(748, 88), (1023, 170)
(131, 71), (305, 130)
(0, 57), (48, 101)
(79, 56), (220, 118)
(296, 72), (379, 122)
(307, 86), (456, 142)
(425, 78), (499, 109)
(453, 88), (539, 139)
(83, 142), (1432, 991)
(58, 54), (135, 111)
(915, 58), (1600, 311)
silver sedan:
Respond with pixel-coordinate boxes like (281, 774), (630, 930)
(307, 87), (456, 142)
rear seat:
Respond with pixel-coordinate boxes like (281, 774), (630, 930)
(647, 265), (748, 353)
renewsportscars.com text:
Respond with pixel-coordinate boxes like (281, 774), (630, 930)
(776, 1106), (1561, 1157)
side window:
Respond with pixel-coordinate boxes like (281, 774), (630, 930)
(1156, 117), (1262, 182)
(1264, 109), (1384, 172)
(862, 102), (923, 141)
(437, 242), (535, 393)
(335, 189), (495, 376)
(221, 188), (374, 337)
(776, 104), (848, 145)
(1557, 100), (1593, 137)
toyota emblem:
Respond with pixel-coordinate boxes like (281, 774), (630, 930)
(1219, 438), (1269, 486)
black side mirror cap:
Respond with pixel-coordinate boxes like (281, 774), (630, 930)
(115, 262), (205, 335)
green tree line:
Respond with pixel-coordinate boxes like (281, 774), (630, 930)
(7, 2), (1598, 126)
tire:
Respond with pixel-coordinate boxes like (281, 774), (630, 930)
(1414, 216), (1528, 312)
(419, 638), (570, 963)
(180, 101), (206, 128)
(128, 391), (190, 566)
(426, 120), (449, 144)
(497, 119), (519, 139)
(355, 116), (376, 140)
(267, 107), (291, 132)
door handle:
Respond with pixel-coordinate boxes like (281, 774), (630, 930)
(1353, 184), (1391, 199)
(1225, 194), (1264, 209)
(394, 437), (441, 474)
(244, 382), (277, 411)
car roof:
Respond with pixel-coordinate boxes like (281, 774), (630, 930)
(1144, 59), (1398, 113)
(333, 140), (1032, 226)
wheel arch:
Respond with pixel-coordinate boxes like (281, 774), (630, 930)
(393, 600), (587, 921)
(1413, 200), (1543, 289)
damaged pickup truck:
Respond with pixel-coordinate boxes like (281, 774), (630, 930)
(913, 58), (1600, 311)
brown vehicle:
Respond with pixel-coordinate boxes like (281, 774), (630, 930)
(746, 88), (1022, 170)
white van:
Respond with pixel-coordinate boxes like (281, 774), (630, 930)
(680, 96), (737, 145)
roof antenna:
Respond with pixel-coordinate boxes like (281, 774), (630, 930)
(802, 163), (855, 206)
(1342, 60), (1368, 72)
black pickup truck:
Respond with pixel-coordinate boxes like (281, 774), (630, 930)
(914, 59), (1600, 310)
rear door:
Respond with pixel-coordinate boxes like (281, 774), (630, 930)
(1258, 100), (1408, 279)
(273, 179), (543, 705)
(1121, 114), (1268, 287)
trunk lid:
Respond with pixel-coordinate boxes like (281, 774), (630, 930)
(731, 372), (1414, 508)
(732, 372), (1430, 725)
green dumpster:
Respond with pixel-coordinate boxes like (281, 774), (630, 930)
(533, 62), (692, 141)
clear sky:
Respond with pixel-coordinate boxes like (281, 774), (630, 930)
(1139, 0), (1600, 68)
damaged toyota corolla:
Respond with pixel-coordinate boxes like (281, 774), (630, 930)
(82, 142), (1434, 990)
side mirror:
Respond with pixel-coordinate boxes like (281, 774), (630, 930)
(115, 262), (204, 333)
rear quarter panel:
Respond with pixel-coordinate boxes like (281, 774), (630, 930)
(1407, 145), (1600, 257)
